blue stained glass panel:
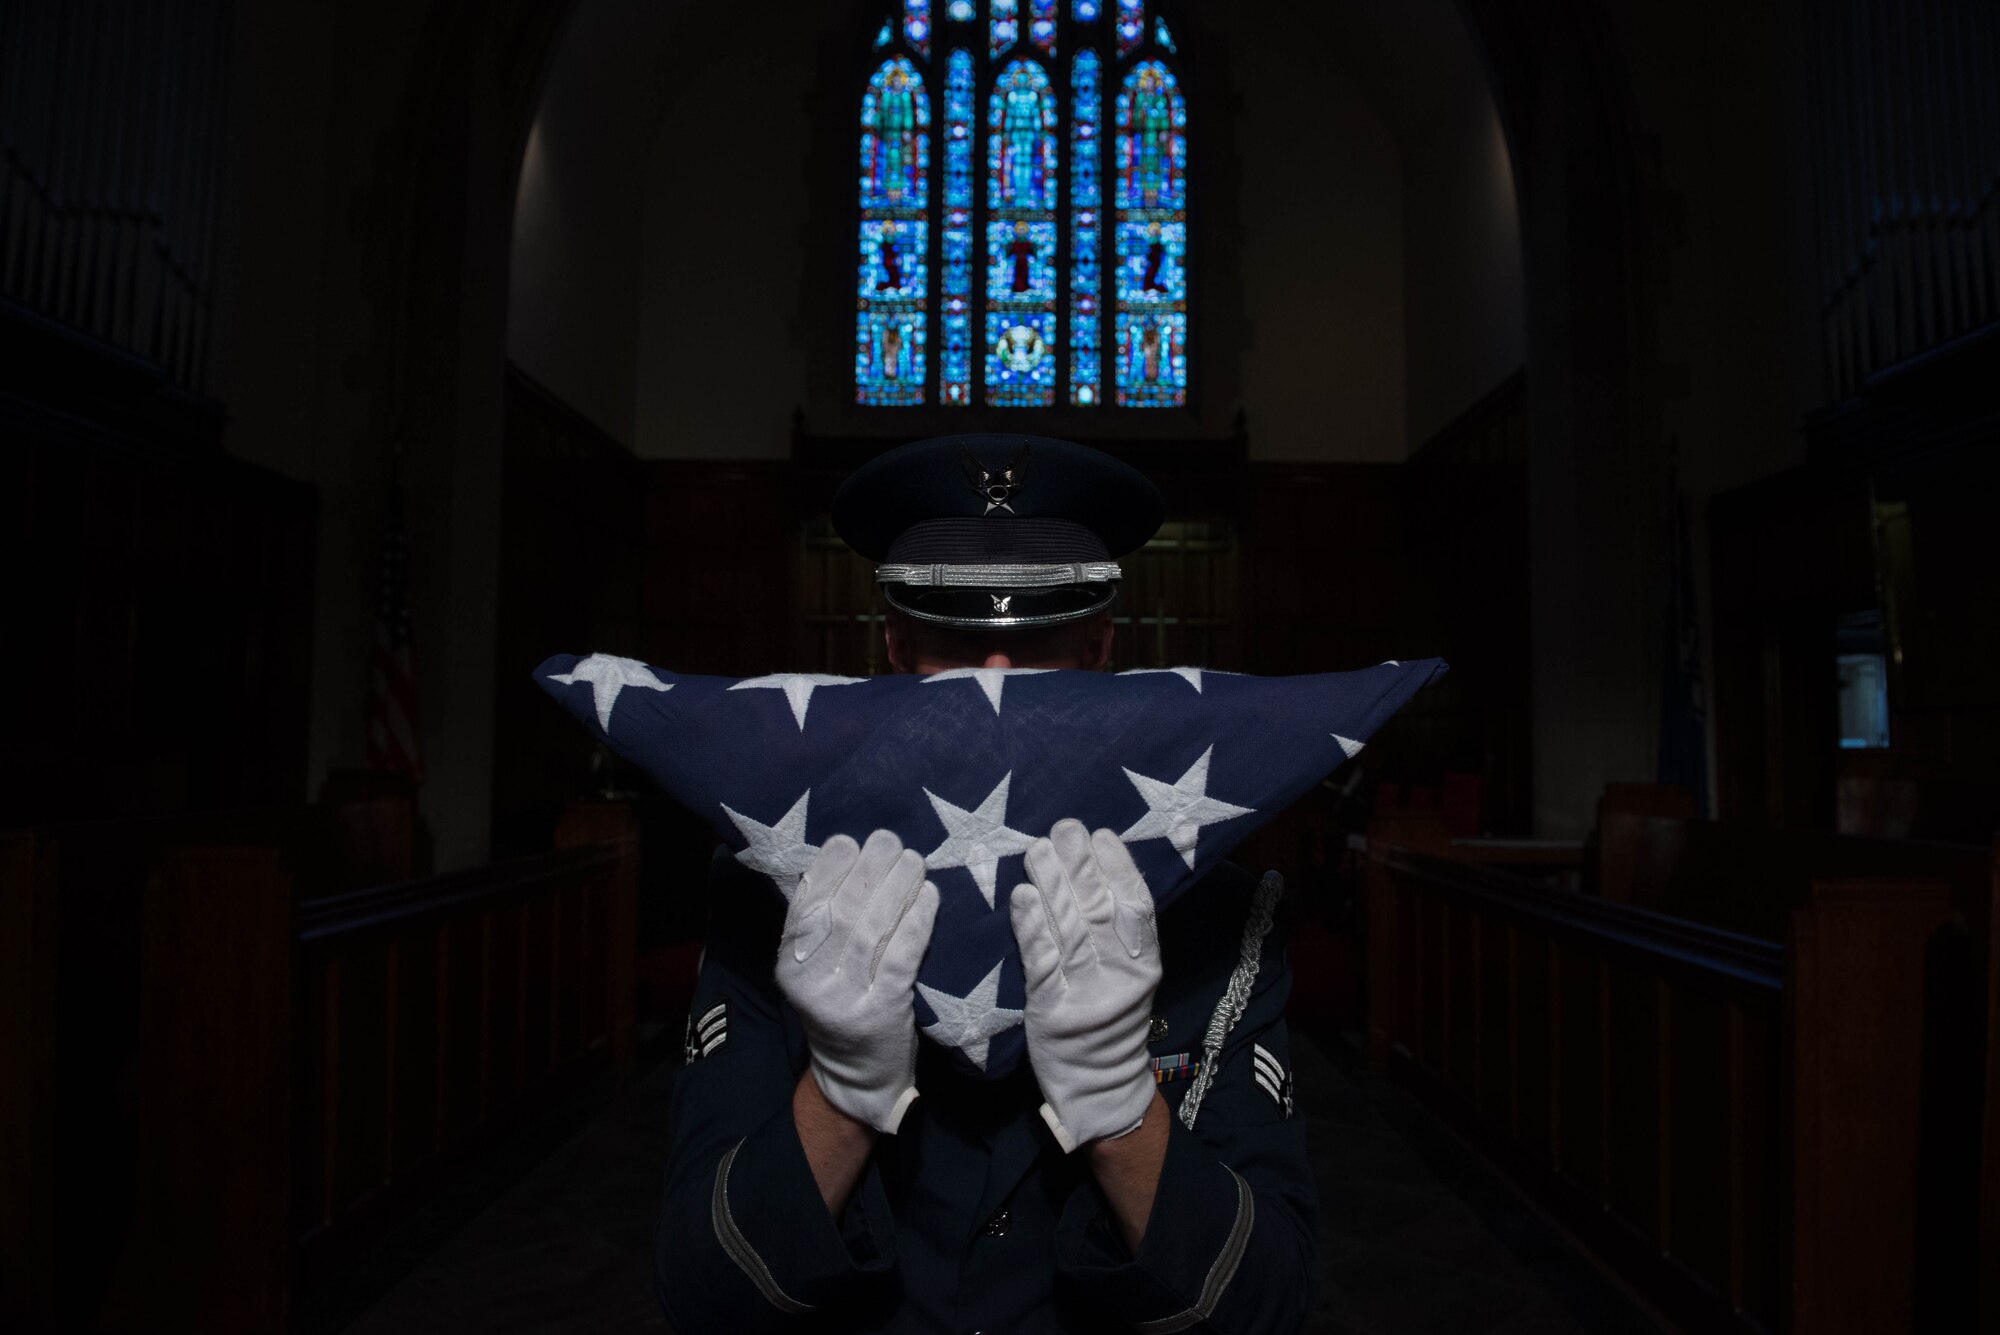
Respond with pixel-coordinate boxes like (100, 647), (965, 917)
(986, 59), (1058, 405)
(947, 0), (975, 19)
(857, 58), (931, 405)
(1114, 219), (1183, 303)
(1074, 0), (1100, 20)
(986, 219), (1056, 302)
(875, 21), (893, 48)
(1114, 59), (1185, 406)
(1070, 49), (1101, 405)
(990, 0), (1017, 57)
(1116, 0), (1144, 56)
(1154, 15), (1175, 51)
(940, 49), (975, 405)
(904, 0), (932, 56)
(1029, 0), (1056, 54)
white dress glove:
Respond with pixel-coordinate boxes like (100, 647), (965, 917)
(1008, 819), (1162, 1153)
(776, 828), (941, 1135)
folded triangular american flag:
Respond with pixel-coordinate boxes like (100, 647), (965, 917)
(535, 653), (1447, 1078)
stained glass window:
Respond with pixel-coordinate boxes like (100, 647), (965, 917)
(940, 50), (975, 404)
(986, 58), (1058, 406)
(1116, 0), (1144, 56)
(904, 0), (933, 57)
(1114, 59), (1185, 406)
(856, 58), (930, 405)
(1029, 0), (1057, 54)
(854, 4), (1188, 410)
(1070, 49), (1102, 405)
(990, 0), (1017, 56)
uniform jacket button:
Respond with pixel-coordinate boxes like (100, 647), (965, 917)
(982, 1208), (1011, 1237)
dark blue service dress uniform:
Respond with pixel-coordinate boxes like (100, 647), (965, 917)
(654, 850), (1319, 1333)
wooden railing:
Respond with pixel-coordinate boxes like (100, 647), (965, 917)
(1, 799), (640, 1334)
(293, 837), (636, 1284)
(1365, 831), (1991, 1334)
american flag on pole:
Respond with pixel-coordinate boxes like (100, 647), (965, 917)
(367, 480), (425, 779)
(536, 652), (1445, 1079)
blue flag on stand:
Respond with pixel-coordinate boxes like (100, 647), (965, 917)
(536, 654), (1447, 1078)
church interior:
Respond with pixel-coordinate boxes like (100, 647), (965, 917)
(4, 0), (1997, 1330)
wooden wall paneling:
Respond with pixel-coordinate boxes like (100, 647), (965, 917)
(1421, 894), (1445, 1068)
(1557, 942), (1604, 1199)
(1604, 965), (1662, 1240)
(1363, 831), (1398, 1070)
(0, 832), (55, 1327)
(5, 417), (314, 829)
(556, 799), (641, 1061)
(1787, 878), (1958, 1335)
(122, 846), (294, 1335)
(1477, 916), (1512, 1124)
(1665, 981), (1730, 1302)
(1983, 835), (2000, 1334)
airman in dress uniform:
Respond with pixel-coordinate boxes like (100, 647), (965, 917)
(654, 435), (1318, 1332)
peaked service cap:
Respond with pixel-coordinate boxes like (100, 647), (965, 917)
(831, 434), (1165, 629)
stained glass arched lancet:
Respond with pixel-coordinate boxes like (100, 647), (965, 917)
(856, 57), (931, 405)
(940, 50), (975, 404)
(986, 58), (1058, 407)
(1114, 58), (1186, 406)
(1069, 48), (1102, 405)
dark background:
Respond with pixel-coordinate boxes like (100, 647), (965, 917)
(3, 1), (1996, 1331)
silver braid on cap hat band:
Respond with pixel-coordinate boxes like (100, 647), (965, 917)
(875, 561), (1123, 588)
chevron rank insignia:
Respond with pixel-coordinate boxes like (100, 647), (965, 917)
(1151, 1051), (1199, 1084)
(684, 1001), (728, 1065)
(1252, 1042), (1293, 1117)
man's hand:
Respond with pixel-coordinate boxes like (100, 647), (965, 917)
(777, 829), (940, 1137)
(1008, 819), (1162, 1154)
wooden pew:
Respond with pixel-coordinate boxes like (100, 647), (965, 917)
(1595, 809), (1990, 943)
(1364, 824), (1992, 1335)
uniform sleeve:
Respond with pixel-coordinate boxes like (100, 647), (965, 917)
(1053, 897), (1319, 1333)
(653, 855), (900, 1333)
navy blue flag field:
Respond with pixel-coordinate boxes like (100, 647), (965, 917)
(534, 654), (1447, 1078)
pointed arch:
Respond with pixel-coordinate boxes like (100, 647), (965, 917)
(1113, 58), (1185, 407)
(856, 57), (931, 405)
(940, 49), (976, 404)
(1069, 48), (1102, 405)
(985, 58), (1058, 406)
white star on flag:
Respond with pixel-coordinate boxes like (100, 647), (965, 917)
(922, 666), (1053, 714)
(1333, 734), (1365, 759)
(917, 961), (1024, 1071)
(721, 790), (818, 899)
(726, 673), (866, 730)
(1120, 667), (1212, 692)
(921, 772), (1037, 908)
(1119, 744), (1256, 868)
(546, 653), (672, 732)
(1128, 667), (1232, 699)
